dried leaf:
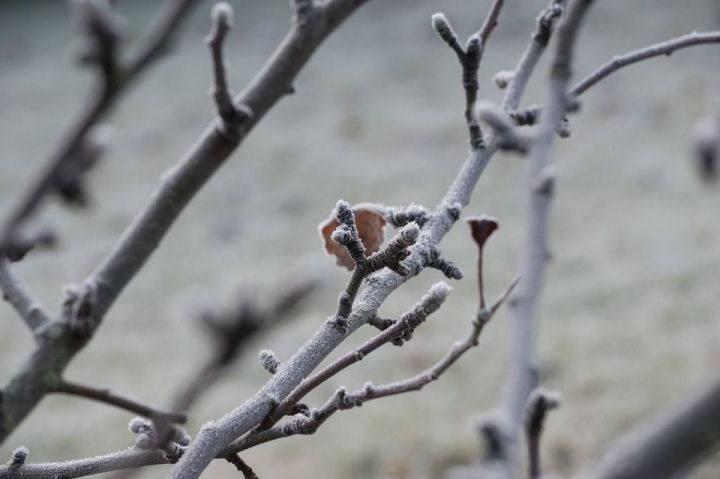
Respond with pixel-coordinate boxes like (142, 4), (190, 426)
(467, 216), (499, 250)
(319, 204), (386, 270)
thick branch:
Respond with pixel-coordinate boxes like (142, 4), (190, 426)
(50, 380), (187, 424)
(502, 0), (594, 448)
(0, 0), (372, 447)
(0, 0), (201, 253)
(0, 258), (50, 334)
(590, 378), (720, 479)
(171, 5), (548, 477)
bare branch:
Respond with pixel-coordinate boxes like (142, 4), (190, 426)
(50, 380), (187, 424)
(0, 257), (50, 334)
(432, 0), (506, 149)
(476, 0), (505, 44)
(228, 278), (517, 457)
(0, 448), (169, 479)
(206, 3), (251, 142)
(0, 0), (371, 447)
(224, 454), (259, 479)
(502, 0), (595, 451)
(261, 283), (451, 428)
(501, 0), (565, 112)
(524, 389), (561, 479)
(510, 31), (720, 123)
(165, 3), (545, 476)
(0, 0), (200, 255)
(172, 276), (319, 412)
(590, 378), (720, 479)
(572, 31), (720, 97)
(476, 102), (531, 154)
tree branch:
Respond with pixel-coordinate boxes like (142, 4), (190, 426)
(227, 277), (517, 456)
(431, 0), (505, 149)
(260, 282), (451, 429)
(0, 0), (201, 254)
(524, 389), (561, 479)
(172, 276), (319, 412)
(170, 4), (550, 477)
(0, 258), (50, 335)
(571, 30), (720, 96)
(501, 0), (565, 112)
(510, 30), (720, 123)
(501, 0), (595, 458)
(50, 380), (187, 424)
(0, 0), (372, 446)
(590, 378), (720, 479)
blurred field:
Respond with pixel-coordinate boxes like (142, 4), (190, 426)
(1, 0), (719, 477)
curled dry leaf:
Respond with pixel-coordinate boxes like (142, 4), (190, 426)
(467, 215), (499, 250)
(319, 204), (386, 270)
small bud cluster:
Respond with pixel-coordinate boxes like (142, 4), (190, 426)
(258, 349), (280, 374)
(393, 282), (450, 345)
(384, 204), (430, 228)
(61, 281), (98, 338)
(367, 223), (420, 275)
(493, 70), (515, 89)
(330, 201), (366, 266)
(7, 446), (28, 470)
(128, 417), (190, 463)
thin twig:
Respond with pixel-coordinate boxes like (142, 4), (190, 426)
(511, 30), (720, 121)
(50, 380), (187, 424)
(228, 279), (518, 456)
(0, 257), (50, 334)
(206, 3), (249, 141)
(224, 453), (259, 479)
(571, 30), (720, 96)
(260, 283), (451, 428)
(172, 276), (319, 412)
(524, 389), (561, 479)
(432, 0), (505, 149)
(477, 0), (505, 44)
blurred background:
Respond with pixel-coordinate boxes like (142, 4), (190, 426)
(1, 0), (719, 477)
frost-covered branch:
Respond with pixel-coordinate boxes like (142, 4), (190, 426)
(510, 30), (720, 125)
(0, 0), (200, 254)
(170, 5), (550, 479)
(0, 257), (50, 335)
(49, 380), (187, 425)
(259, 282), (451, 429)
(431, 0), (505, 149)
(205, 3), (252, 142)
(0, 0), (372, 446)
(228, 280), (516, 457)
(571, 30), (720, 96)
(502, 0), (595, 436)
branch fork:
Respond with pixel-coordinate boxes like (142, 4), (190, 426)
(206, 2), (253, 143)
